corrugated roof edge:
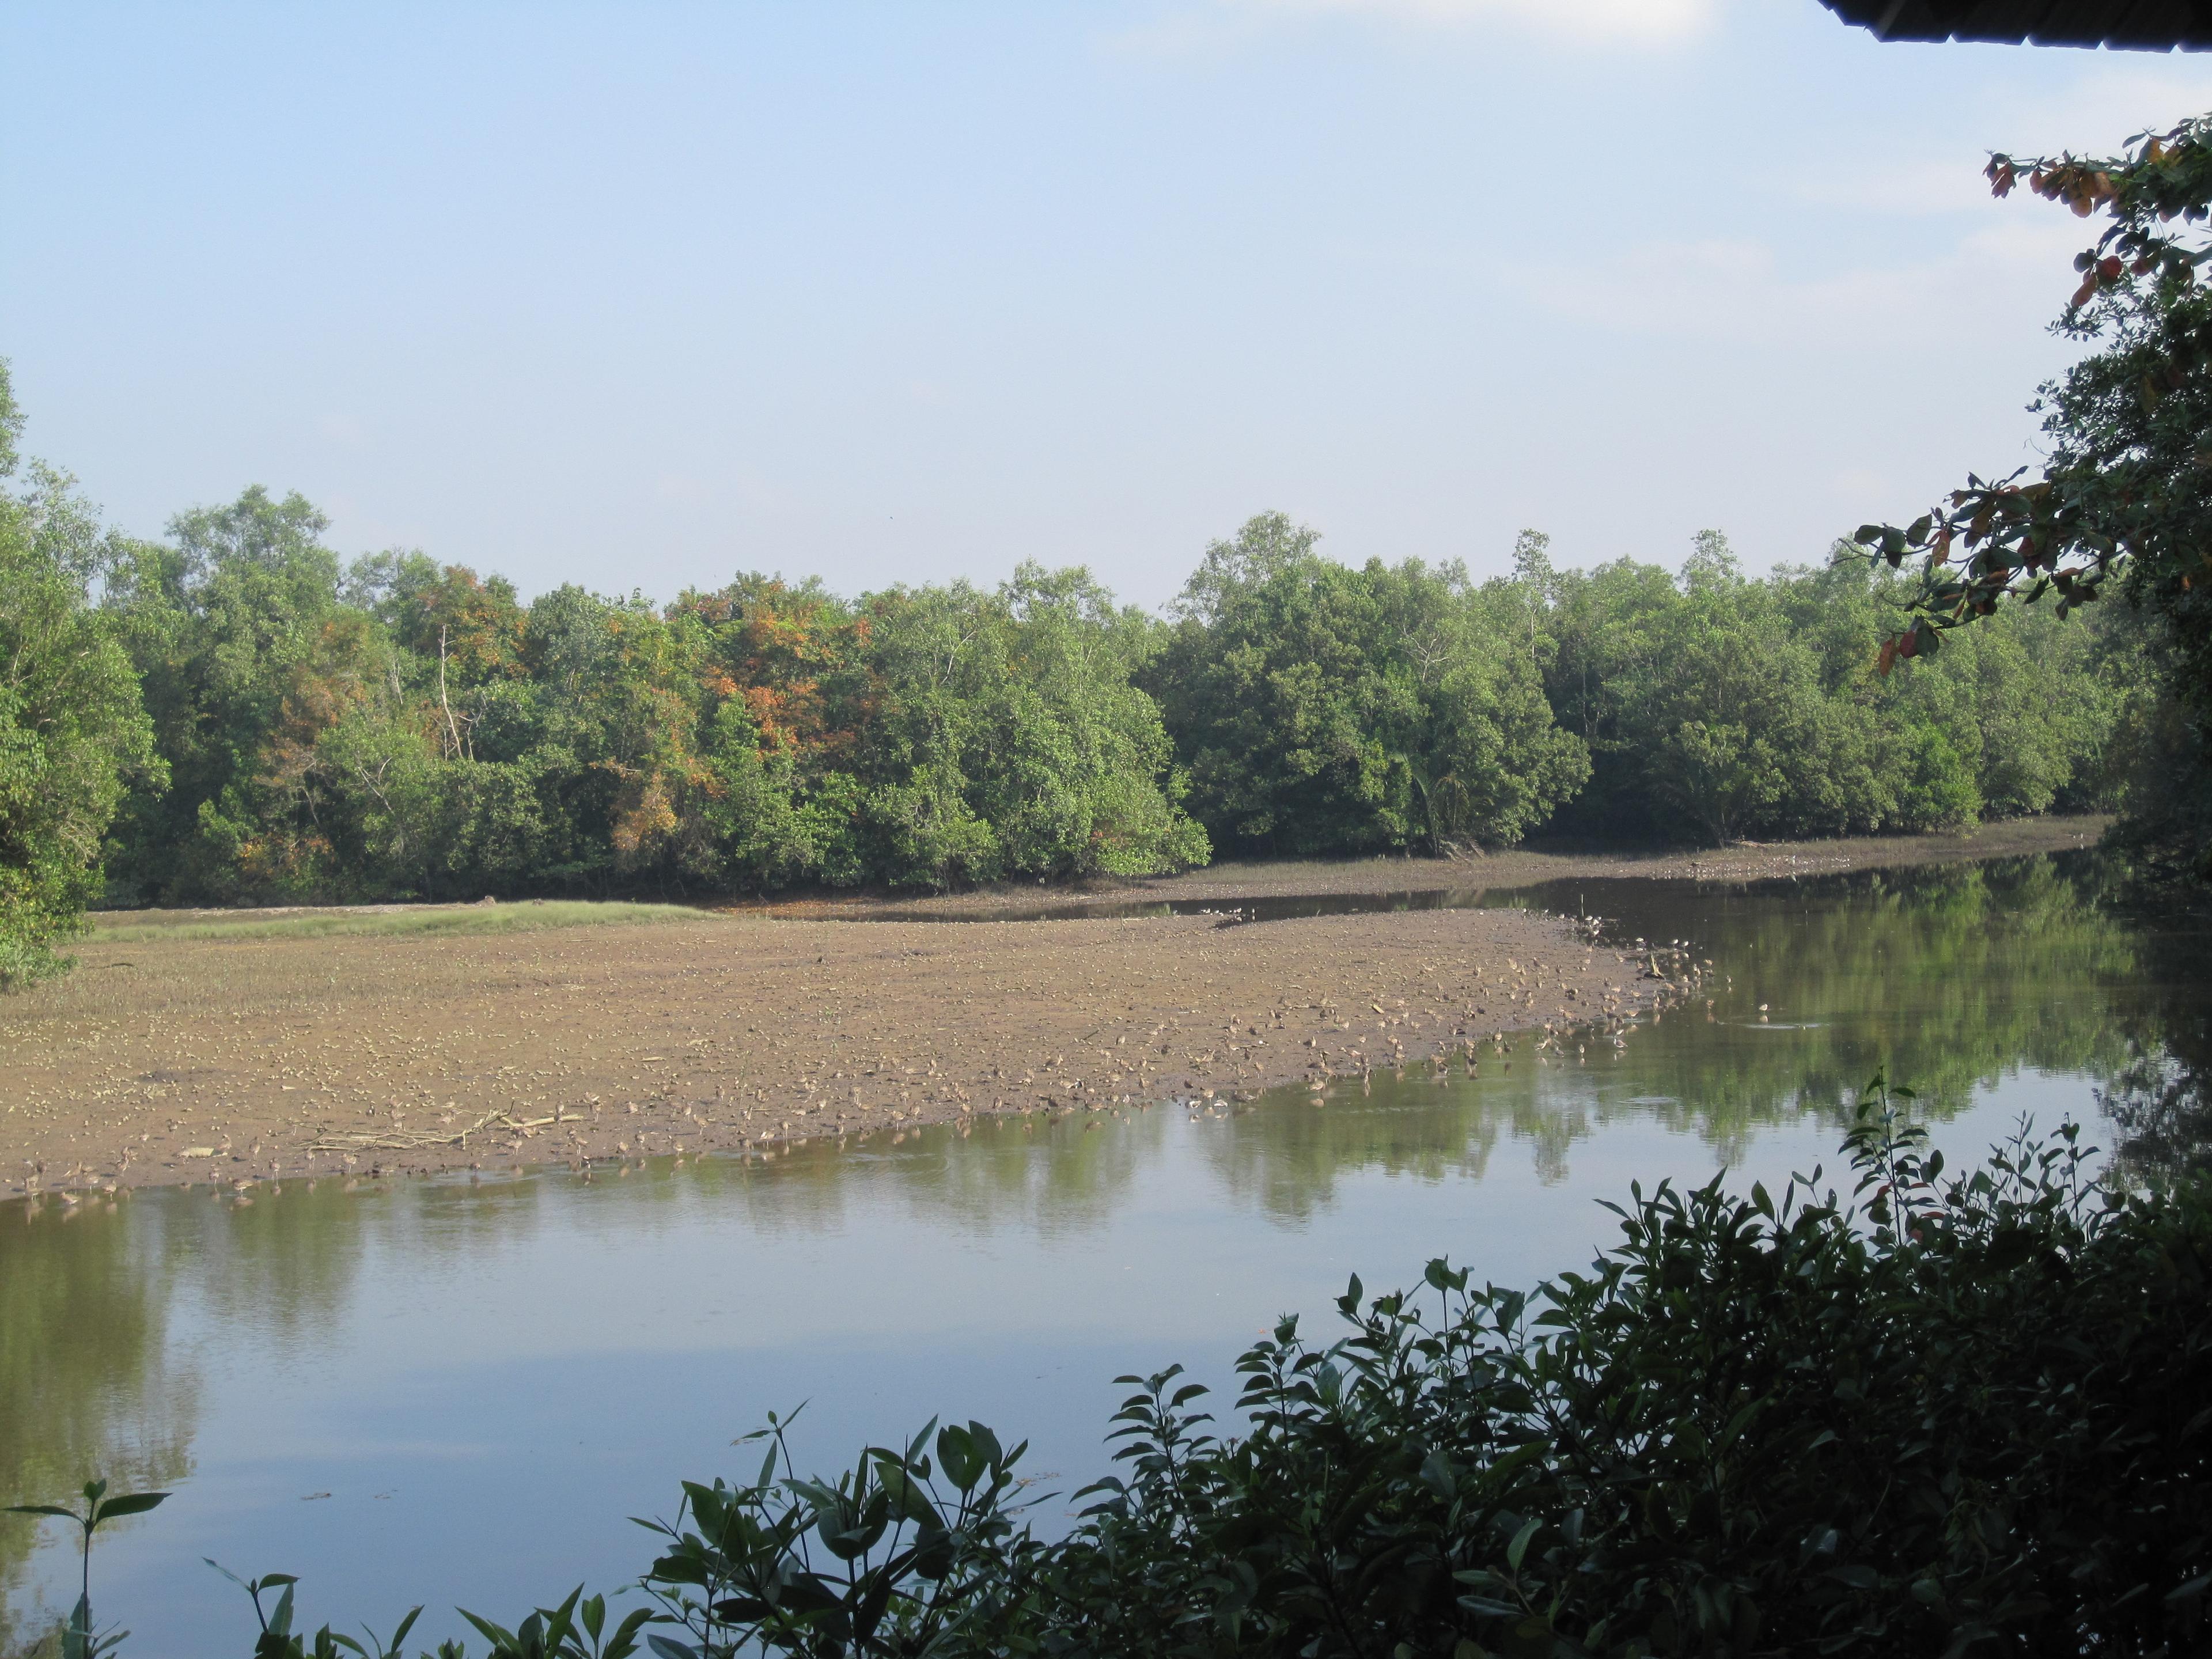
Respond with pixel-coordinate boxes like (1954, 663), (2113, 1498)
(1820, 0), (2212, 50)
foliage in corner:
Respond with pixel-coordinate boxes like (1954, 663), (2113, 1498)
(1847, 115), (2212, 870)
(1033, 1078), (2211, 1656)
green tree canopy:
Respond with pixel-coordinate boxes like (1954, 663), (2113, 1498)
(1148, 512), (1588, 858)
(0, 363), (161, 987)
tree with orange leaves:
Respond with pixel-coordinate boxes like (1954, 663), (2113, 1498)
(1849, 115), (2212, 871)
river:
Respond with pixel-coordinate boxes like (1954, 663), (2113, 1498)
(2, 850), (2205, 1652)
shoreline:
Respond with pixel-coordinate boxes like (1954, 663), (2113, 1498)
(740, 814), (2110, 916)
(5, 818), (2096, 1198)
(9, 908), (1684, 1199)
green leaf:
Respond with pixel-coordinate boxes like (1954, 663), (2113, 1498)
(205, 1557), (266, 1594)
(1506, 1516), (1540, 1571)
(458, 1610), (520, 1651)
(92, 1492), (169, 1523)
(1457, 1596), (1522, 1618)
(936, 1424), (982, 1492)
(607, 1606), (658, 1659)
(904, 1416), (940, 1467)
(269, 1581), (297, 1638)
(1419, 1449), (1455, 1498)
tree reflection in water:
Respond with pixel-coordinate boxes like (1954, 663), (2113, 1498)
(0, 1199), (196, 1651)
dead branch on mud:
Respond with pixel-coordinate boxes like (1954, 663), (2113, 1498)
(308, 1106), (578, 1155)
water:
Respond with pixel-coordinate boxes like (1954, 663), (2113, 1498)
(3, 852), (2205, 1652)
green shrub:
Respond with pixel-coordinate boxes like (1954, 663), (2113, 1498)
(1040, 1082), (2212, 1657)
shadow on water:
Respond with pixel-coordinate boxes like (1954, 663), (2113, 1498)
(2, 850), (2209, 1649)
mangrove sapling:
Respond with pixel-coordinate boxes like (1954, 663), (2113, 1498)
(207, 1557), (441, 1659)
(207, 1562), (306, 1656)
(205, 1563), (647, 1659)
(3, 1478), (167, 1659)
(456, 1588), (654, 1659)
(631, 1408), (1046, 1659)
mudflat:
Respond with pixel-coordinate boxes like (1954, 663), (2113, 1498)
(8, 907), (1668, 1195)
(2, 819), (2094, 1195)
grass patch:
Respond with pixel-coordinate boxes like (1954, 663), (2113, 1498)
(85, 900), (717, 944)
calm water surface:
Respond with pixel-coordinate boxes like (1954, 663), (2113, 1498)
(3, 853), (2205, 1651)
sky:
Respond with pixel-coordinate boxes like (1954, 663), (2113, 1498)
(6, 2), (2212, 612)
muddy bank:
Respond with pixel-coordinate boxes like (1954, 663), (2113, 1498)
(3, 904), (1695, 1196)
(7, 817), (2084, 1196)
(764, 814), (2109, 918)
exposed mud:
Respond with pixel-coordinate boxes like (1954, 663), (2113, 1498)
(3, 906), (1684, 1196)
(4, 820), (2088, 1196)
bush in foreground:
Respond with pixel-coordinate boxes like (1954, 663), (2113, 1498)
(20, 1080), (2210, 1657)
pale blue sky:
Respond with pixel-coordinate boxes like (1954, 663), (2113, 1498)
(6, 2), (2211, 608)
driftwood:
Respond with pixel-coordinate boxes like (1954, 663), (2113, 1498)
(308, 1106), (575, 1155)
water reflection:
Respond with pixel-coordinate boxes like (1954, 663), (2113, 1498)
(0, 1200), (198, 1650)
(1, 851), (2205, 1650)
(1517, 857), (2157, 1143)
(2089, 882), (2212, 1185)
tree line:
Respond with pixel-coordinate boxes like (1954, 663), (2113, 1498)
(1157, 514), (2130, 858)
(0, 362), (2141, 985)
